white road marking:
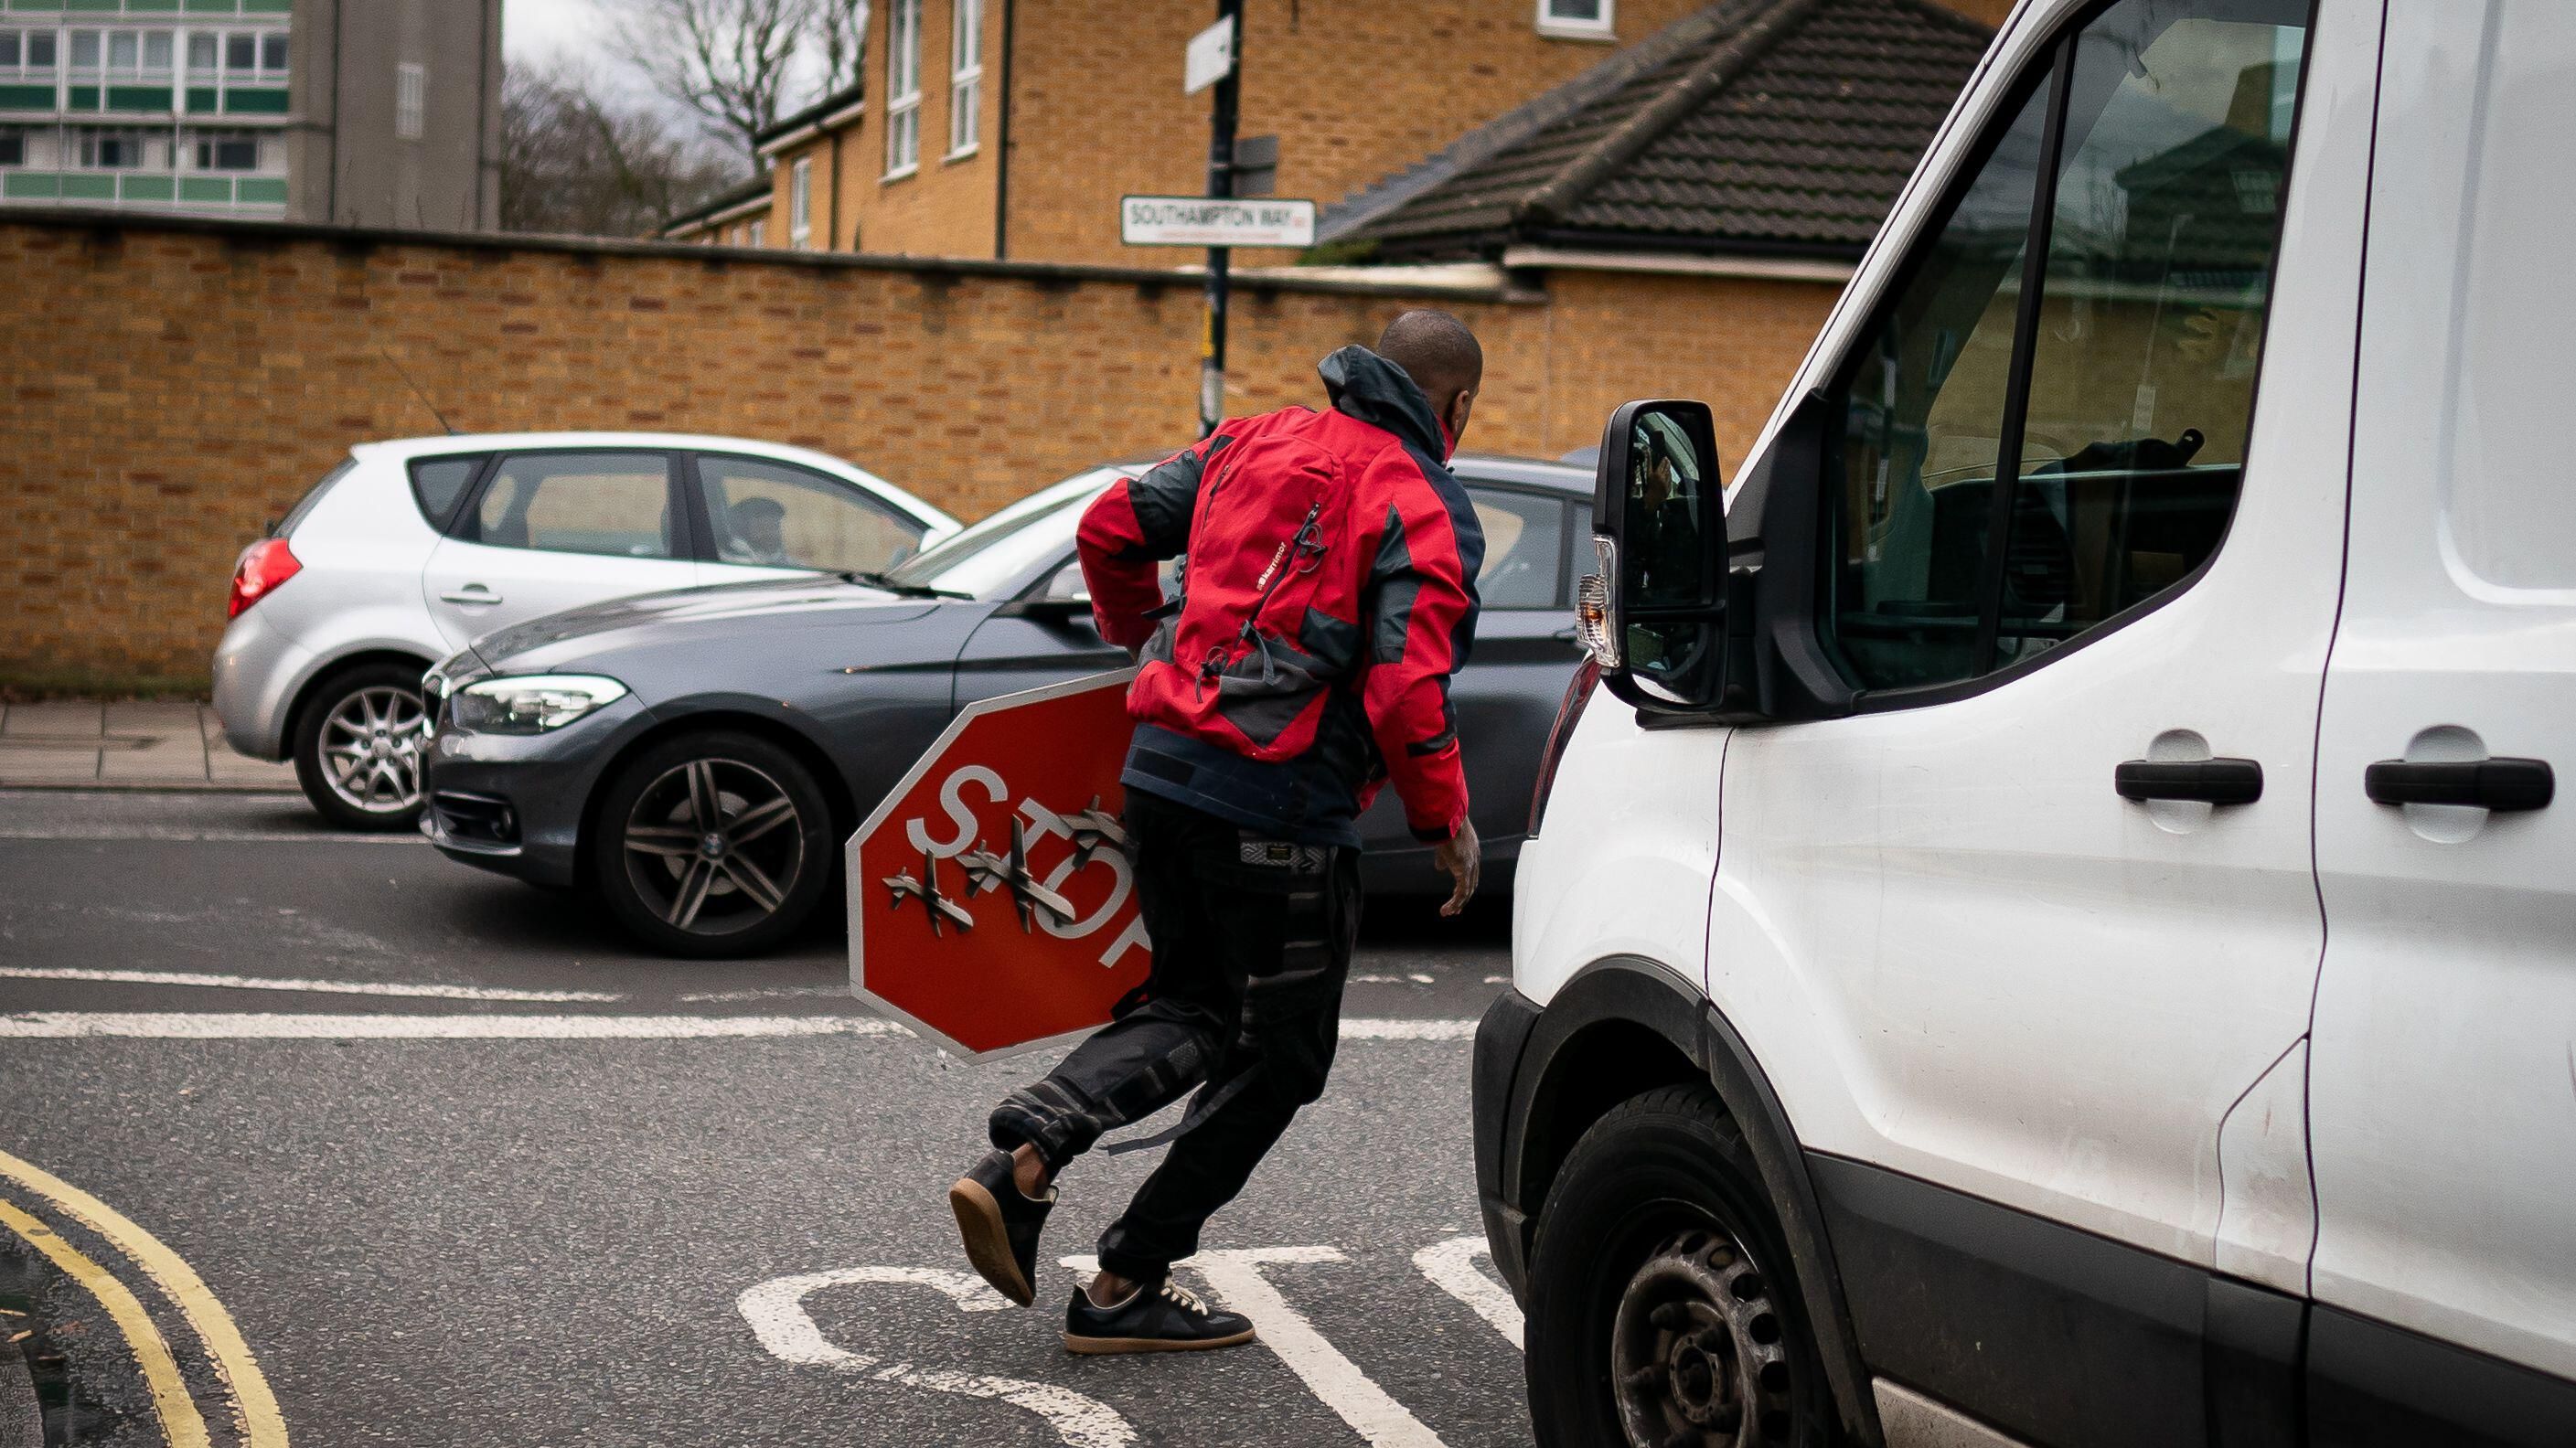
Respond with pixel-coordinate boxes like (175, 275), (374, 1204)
(0, 966), (624, 1004)
(1411, 1237), (1523, 1349)
(739, 1266), (1135, 1448)
(0, 1013), (1478, 1042)
(0, 827), (421, 844)
(0, 1013), (907, 1039)
(1187, 1247), (1451, 1448)
(1348, 974), (1440, 985)
(675, 986), (849, 1003)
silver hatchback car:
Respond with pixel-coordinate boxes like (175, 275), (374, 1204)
(214, 431), (959, 830)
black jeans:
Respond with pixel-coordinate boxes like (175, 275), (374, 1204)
(987, 791), (1362, 1283)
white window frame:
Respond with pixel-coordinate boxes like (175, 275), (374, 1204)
(946, 0), (981, 159)
(884, 0), (922, 178)
(1535, 0), (1616, 41)
(395, 60), (424, 140)
(789, 155), (813, 247)
(747, 218), (766, 247)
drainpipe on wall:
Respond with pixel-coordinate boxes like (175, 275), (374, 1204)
(991, 0), (1014, 260)
(828, 128), (843, 250)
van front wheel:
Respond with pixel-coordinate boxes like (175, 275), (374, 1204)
(1524, 1085), (1840, 1448)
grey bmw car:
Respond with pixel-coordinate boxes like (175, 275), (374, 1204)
(420, 454), (1592, 957)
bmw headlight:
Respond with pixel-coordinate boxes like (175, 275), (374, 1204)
(451, 675), (629, 734)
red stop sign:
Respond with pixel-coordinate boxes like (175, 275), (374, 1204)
(848, 670), (1149, 1057)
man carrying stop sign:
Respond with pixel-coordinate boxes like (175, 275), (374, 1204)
(947, 310), (1489, 1353)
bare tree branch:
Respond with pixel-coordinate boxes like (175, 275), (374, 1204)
(614, 0), (823, 161)
(500, 57), (744, 237)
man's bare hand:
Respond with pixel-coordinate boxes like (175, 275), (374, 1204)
(1434, 818), (1481, 917)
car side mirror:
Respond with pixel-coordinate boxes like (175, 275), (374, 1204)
(1581, 399), (1733, 714)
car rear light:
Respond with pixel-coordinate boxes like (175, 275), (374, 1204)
(228, 538), (301, 618)
(1529, 656), (1602, 836)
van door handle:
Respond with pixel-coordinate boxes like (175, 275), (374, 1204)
(440, 584), (501, 605)
(2116, 758), (2264, 804)
(2364, 758), (2553, 812)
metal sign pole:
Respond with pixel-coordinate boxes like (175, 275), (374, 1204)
(1200, 0), (1243, 439)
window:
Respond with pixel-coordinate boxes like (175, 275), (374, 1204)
(948, 0), (982, 156)
(746, 218), (765, 247)
(693, 456), (926, 572)
(107, 32), (136, 71)
(395, 61), (425, 141)
(0, 133), (22, 168)
(261, 33), (287, 72)
(187, 33), (216, 72)
(1469, 489), (1569, 609)
(789, 156), (812, 247)
(474, 454), (678, 559)
(195, 134), (260, 171)
(885, 0), (921, 176)
(1537, 0), (1614, 39)
(144, 32), (171, 71)
(0, 34), (17, 70)
(224, 34), (253, 71)
(407, 456), (486, 530)
(1821, 0), (2311, 696)
(71, 31), (101, 69)
(78, 133), (148, 168)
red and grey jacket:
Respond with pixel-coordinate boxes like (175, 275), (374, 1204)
(1077, 346), (1485, 847)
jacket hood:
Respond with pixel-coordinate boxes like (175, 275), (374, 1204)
(1319, 346), (1451, 461)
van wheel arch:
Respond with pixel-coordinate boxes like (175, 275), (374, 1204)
(1508, 957), (1883, 1447)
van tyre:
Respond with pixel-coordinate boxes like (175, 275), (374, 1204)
(293, 662), (432, 832)
(591, 730), (834, 959)
(1526, 1085), (1840, 1448)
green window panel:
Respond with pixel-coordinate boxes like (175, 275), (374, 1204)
(185, 86), (217, 111)
(118, 173), (173, 200)
(0, 84), (55, 111)
(1, 171), (61, 198)
(242, 0), (291, 12)
(184, 0), (238, 12)
(59, 173), (113, 198)
(130, 0), (187, 11)
(178, 175), (230, 201)
(235, 176), (284, 203)
(66, 85), (100, 110)
(105, 84), (172, 112)
(222, 86), (287, 114)
(65, 0), (122, 12)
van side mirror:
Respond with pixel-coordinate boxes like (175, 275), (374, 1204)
(1581, 399), (1732, 713)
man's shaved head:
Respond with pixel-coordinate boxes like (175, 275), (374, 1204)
(1378, 309), (1484, 412)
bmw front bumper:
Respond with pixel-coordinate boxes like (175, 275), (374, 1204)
(419, 693), (651, 888)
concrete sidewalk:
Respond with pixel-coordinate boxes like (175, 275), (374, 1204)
(0, 701), (296, 790)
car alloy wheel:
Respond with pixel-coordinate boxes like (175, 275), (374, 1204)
(1611, 1230), (1797, 1446)
(319, 685), (431, 815)
(620, 756), (806, 935)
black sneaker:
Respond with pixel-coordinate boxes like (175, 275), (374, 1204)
(948, 1151), (1053, 1307)
(1063, 1277), (1256, 1355)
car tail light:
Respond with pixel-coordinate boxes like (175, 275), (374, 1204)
(1529, 656), (1603, 836)
(228, 538), (301, 618)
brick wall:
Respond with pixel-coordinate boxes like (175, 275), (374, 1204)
(0, 212), (1839, 686)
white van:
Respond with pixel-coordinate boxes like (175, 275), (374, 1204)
(1480, 1), (2572, 1444)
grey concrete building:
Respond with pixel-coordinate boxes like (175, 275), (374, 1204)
(0, 0), (501, 229)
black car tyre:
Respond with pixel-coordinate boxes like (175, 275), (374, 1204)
(292, 662), (432, 832)
(590, 730), (833, 959)
(1526, 1084), (1842, 1448)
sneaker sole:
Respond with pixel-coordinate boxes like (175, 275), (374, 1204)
(1062, 1327), (1257, 1356)
(947, 1176), (1035, 1307)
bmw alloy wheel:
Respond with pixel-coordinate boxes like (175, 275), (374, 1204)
(619, 757), (806, 935)
(319, 685), (429, 816)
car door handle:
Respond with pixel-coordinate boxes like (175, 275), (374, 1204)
(2364, 758), (2553, 812)
(2115, 758), (2264, 804)
(440, 585), (501, 605)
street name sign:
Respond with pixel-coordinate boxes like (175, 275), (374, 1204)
(1120, 196), (1317, 249)
(848, 670), (1150, 1058)
(1184, 15), (1235, 95)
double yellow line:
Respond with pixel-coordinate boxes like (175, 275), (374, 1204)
(0, 1148), (286, 1447)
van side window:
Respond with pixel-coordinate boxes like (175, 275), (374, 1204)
(1823, 0), (2312, 694)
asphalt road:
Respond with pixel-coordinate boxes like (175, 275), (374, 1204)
(0, 789), (1531, 1448)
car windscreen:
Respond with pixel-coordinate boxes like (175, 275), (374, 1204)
(882, 467), (1124, 599)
